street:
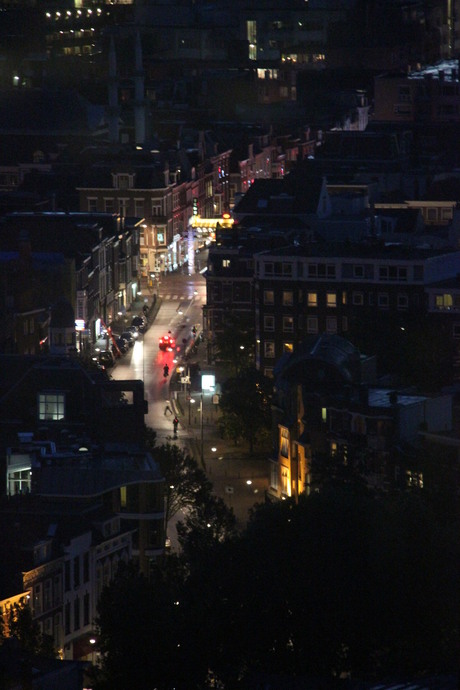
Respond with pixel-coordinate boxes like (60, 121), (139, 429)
(110, 262), (269, 543)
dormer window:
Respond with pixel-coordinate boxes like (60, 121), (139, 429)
(113, 173), (134, 190)
(38, 392), (65, 421)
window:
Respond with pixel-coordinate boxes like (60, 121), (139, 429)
(34, 583), (42, 616)
(397, 294), (409, 309)
(65, 602), (71, 635)
(264, 315), (275, 331)
(352, 292), (363, 305)
(64, 561), (70, 592)
(282, 263), (293, 276)
(134, 199), (144, 217)
(73, 556), (80, 588)
(307, 316), (318, 334)
(39, 393), (65, 421)
(87, 198), (97, 212)
(151, 202), (162, 216)
(307, 292), (317, 307)
(283, 342), (294, 353)
(379, 265), (407, 281)
(378, 293), (389, 308)
(283, 316), (294, 332)
(342, 291), (347, 305)
(283, 291), (293, 306)
(104, 198), (114, 213)
(83, 553), (89, 583)
(264, 290), (274, 304)
(353, 265), (364, 278)
(406, 470), (423, 489)
(264, 341), (275, 358)
(435, 293), (453, 310)
(326, 292), (336, 308)
(118, 198), (129, 216)
(83, 592), (90, 627)
(74, 597), (80, 631)
(222, 259), (231, 268)
(280, 428), (289, 458)
(342, 316), (348, 331)
(326, 316), (337, 333)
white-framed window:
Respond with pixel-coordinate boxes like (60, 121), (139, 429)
(118, 198), (129, 216)
(87, 198), (97, 212)
(264, 289), (274, 304)
(307, 316), (318, 334)
(326, 292), (336, 308)
(379, 265), (408, 281)
(38, 392), (65, 421)
(307, 292), (317, 307)
(104, 198), (114, 213)
(264, 341), (275, 358)
(378, 293), (389, 308)
(397, 293), (409, 309)
(151, 202), (162, 216)
(283, 291), (293, 306)
(352, 292), (364, 305)
(283, 316), (294, 331)
(264, 315), (275, 331)
(326, 316), (337, 333)
(134, 198), (144, 217)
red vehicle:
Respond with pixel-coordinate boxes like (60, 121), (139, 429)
(159, 333), (176, 351)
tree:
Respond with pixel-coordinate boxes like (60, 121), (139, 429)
(145, 441), (213, 532)
(219, 367), (272, 453)
(213, 313), (254, 375)
(6, 603), (56, 658)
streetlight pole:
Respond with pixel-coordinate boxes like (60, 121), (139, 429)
(200, 392), (204, 465)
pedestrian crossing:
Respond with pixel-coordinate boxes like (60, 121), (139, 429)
(160, 293), (205, 301)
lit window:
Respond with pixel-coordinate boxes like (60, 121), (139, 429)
(280, 428), (289, 457)
(264, 290), (274, 304)
(222, 259), (231, 268)
(264, 341), (275, 358)
(326, 292), (336, 308)
(38, 393), (65, 421)
(307, 292), (317, 307)
(283, 342), (294, 353)
(283, 291), (293, 306)
(342, 291), (347, 305)
(435, 293), (453, 310)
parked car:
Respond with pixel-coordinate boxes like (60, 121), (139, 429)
(131, 315), (147, 333)
(126, 325), (139, 339)
(98, 350), (115, 368)
(121, 331), (135, 347)
(113, 337), (129, 355)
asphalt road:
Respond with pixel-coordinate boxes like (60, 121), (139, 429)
(110, 263), (269, 545)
